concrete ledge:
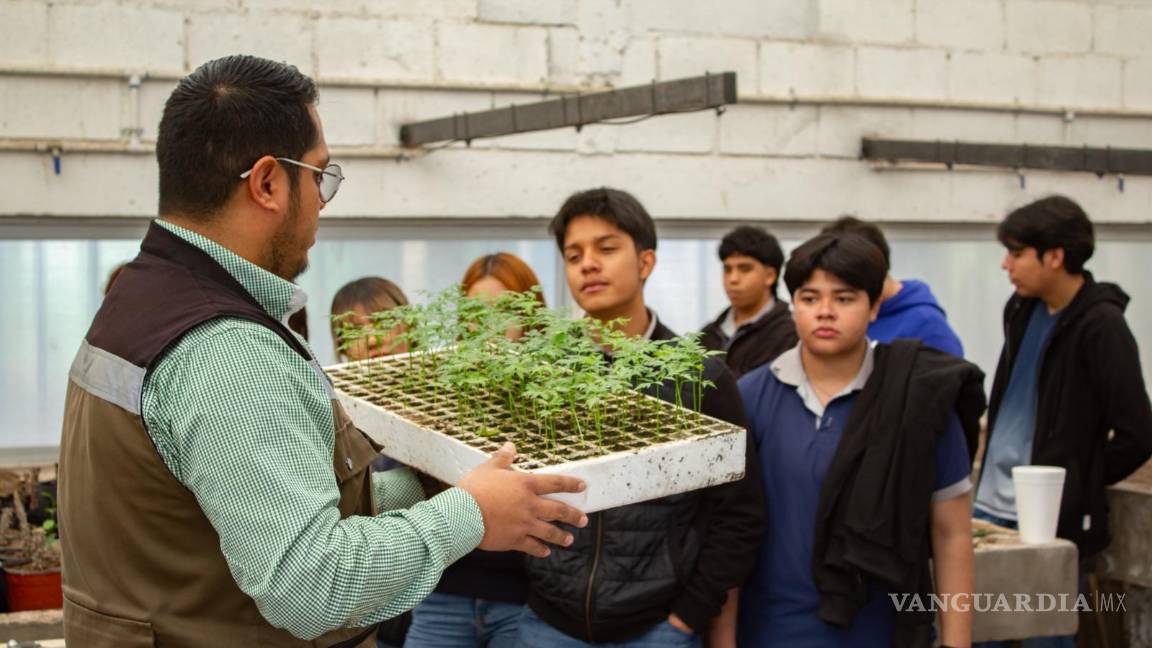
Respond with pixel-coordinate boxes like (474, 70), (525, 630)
(973, 521), (1079, 641)
(1099, 463), (1152, 645)
(1099, 463), (1152, 587)
(0, 608), (63, 643)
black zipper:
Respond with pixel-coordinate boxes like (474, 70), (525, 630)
(1003, 300), (1020, 371)
(584, 512), (604, 642)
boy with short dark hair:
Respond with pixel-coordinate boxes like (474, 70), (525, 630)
(737, 232), (981, 647)
(517, 187), (765, 648)
(973, 196), (1152, 647)
(823, 216), (964, 356)
(700, 225), (797, 378)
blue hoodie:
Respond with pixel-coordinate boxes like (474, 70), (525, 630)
(868, 279), (964, 356)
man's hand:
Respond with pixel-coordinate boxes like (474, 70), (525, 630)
(668, 613), (694, 635)
(456, 443), (588, 557)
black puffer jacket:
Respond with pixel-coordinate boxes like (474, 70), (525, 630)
(524, 319), (765, 643)
(979, 274), (1152, 557)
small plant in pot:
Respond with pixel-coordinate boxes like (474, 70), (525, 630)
(1, 473), (62, 612)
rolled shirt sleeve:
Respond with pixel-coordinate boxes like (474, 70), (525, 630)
(372, 467), (427, 512)
(932, 412), (973, 502)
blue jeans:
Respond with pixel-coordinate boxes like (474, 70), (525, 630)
(403, 592), (524, 648)
(972, 509), (1076, 648)
(514, 606), (701, 648)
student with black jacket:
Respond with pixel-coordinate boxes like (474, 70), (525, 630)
(974, 196), (1152, 646)
(516, 188), (765, 648)
(736, 232), (978, 648)
(700, 225), (798, 379)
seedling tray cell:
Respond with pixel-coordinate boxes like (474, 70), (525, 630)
(327, 353), (747, 513)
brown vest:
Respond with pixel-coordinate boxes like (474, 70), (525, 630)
(59, 223), (382, 647)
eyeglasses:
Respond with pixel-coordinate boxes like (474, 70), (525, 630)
(240, 157), (345, 203)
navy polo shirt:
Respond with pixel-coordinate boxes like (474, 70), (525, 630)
(736, 343), (972, 647)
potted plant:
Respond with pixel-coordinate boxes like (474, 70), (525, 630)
(1, 473), (62, 612)
(329, 287), (747, 512)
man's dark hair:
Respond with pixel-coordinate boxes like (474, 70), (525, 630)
(997, 195), (1095, 273)
(718, 225), (785, 297)
(156, 55), (319, 219)
(821, 215), (891, 270)
(549, 187), (657, 252)
(784, 233), (887, 304)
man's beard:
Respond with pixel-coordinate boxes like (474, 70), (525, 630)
(269, 185), (309, 281)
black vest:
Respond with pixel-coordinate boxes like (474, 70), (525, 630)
(90, 221), (311, 366)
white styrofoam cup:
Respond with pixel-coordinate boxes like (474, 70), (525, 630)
(1012, 465), (1066, 544)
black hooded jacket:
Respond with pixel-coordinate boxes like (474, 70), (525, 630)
(700, 300), (798, 379)
(979, 273), (1152, 556)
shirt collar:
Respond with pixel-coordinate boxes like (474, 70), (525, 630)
(155, 219), (308, 323)
(770, 340), (876, 417)
(579, 308), (660, 341)
(720, 298), (776, 339)
(640, 308), (659, 341)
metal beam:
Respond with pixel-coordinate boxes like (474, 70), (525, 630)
(862, 138), (1152, 176)
(399, 72), (737, 147)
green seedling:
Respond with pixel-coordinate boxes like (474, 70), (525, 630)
(328, 286), (717, 458)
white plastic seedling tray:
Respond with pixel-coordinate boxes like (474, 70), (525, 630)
(326, 354), (746, 513)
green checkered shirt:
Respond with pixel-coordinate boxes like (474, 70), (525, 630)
(141, 219), (484, 639)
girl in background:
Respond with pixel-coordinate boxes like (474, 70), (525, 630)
(460, 253), (547, 340)
(330, 277), (409, 362)
(403, 252), (544, 648)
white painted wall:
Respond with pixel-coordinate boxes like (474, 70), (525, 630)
(2, 0), (1152, 223)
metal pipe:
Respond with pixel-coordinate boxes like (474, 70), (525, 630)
(0, 64), (606, 95)
(0, 138), (145, 154)
(4, 64), (1152, 119)
(0, 138), (413, 159)
(739, 94), (1133, 120)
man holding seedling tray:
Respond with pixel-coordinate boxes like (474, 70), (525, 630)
(515, 188), (765, 648)
(57, 55), (587, 648)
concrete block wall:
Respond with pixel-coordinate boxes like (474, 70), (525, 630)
(2, 0), (1152, 223)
